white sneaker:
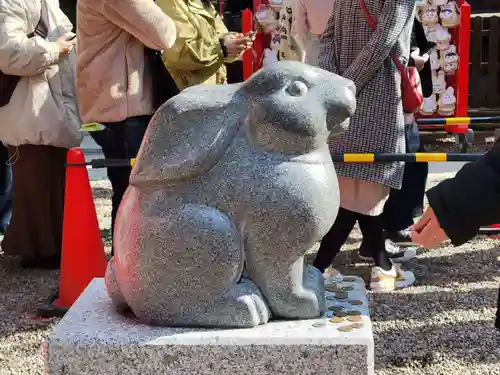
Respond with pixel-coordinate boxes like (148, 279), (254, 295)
(323, 268), (343, 281)
(385, 240), (418, 263)
(359, 240), (417, 263)
(370, 264), (415, 292)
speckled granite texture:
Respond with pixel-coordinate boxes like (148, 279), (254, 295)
(45, 278), (374, 375)
(106, 61), (357, 328)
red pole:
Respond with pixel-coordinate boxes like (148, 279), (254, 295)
(252, 0), (267, 71)
(446, 1), (470, 134)
(253, 0), (262, 12)
(242, 8), (254, 80)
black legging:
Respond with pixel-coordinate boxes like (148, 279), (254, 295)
(314, 208), (392, 272)
(383, 140), (428, 232)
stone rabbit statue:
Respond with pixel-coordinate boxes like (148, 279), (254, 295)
(105, 61), (356, 328)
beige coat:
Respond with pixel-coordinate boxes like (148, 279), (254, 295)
(0, 0), (82, 148)
(76, 0), (176, 124)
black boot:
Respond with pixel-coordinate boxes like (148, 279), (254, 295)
(313, 208), (357, 273)
(358, 214), (392, 271)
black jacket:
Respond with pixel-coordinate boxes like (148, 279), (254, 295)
(426, 141), (500, 329)
(408, 18), (434, 97)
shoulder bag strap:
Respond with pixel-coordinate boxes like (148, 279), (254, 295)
(28, 0), (48, 39)
(359, 0), (405, 73)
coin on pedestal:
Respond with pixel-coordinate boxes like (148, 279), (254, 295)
(329, 316), (345, 324)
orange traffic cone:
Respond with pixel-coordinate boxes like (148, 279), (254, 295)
(57, 147), (107, 307)
(38, 148), (107, 317)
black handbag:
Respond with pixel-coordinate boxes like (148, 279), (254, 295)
(0, 72), (23, 108)
(144, 47), (180, 110)
(145, 0), (180, 110)
(0, 2), (47, 108)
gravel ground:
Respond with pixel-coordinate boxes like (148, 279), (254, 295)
(1, 134), (500, 374)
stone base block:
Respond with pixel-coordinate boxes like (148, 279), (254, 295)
(45, 278), (374, 375)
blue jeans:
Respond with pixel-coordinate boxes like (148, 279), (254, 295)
(90, 116), (151, 254)
(0, 144), (12, 233)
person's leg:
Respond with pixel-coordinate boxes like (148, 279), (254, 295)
(89, 124), (125, 245)
(20, 146), (67, 269)
(47, 146), (68, 266)
(0, 144), (12, 233)
(358, 214), (392, 271)
(2, 145), (63, 268)
(357, 214), (416, 291)
(496, 287), (500, 330)
(382, 162), (428, 243)
(361, 209), (418, 264)
(409, 142), (429, 218)
(91, 116), (150, 255)
(114, 115), (150, 229)
(358, 213), (416, 291)
(313, 208), (357, 273)
(382, 170), (416, 233)
(348, 179), (416, 292)
(382, 121), (428, 245)
(2, 145), (31, 260)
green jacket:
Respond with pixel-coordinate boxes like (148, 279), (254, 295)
(157, 0), (234, 90)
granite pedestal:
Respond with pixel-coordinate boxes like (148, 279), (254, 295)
(45, 278), (374, 375)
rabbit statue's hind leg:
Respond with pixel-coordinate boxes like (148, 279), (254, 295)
(188, 278), (271, 327)
(114, 202), (270, 328)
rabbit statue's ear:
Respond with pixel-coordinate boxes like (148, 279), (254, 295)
(131, 83), (245, 185)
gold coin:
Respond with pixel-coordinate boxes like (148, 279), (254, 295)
(337, 325), (354, 332)
(348, 299), (363, 306)
(328, 305), (344, 312)
(334, 310), (347, 317)
(335, 292), (348, 300)
(329, 316), (345, 324)
(346, 310), (361, 316)
(325, 281), (339, 287)
(347, 315), (362, 322)
(351, 322), (365, 329)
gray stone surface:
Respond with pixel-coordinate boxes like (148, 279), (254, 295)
(107, 61), (357, 327)
(45, 278), (374, 375)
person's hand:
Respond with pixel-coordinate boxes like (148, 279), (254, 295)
(56, 34), (76, 58)
(223, 33), (253, 58)
(243, 32), (256, 50)
(243, 31), (257, 42)
(412, 53), (429, 71)
(410, 206), (449, 248)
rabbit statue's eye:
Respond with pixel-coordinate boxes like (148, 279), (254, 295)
(286, 81), (308, 97)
